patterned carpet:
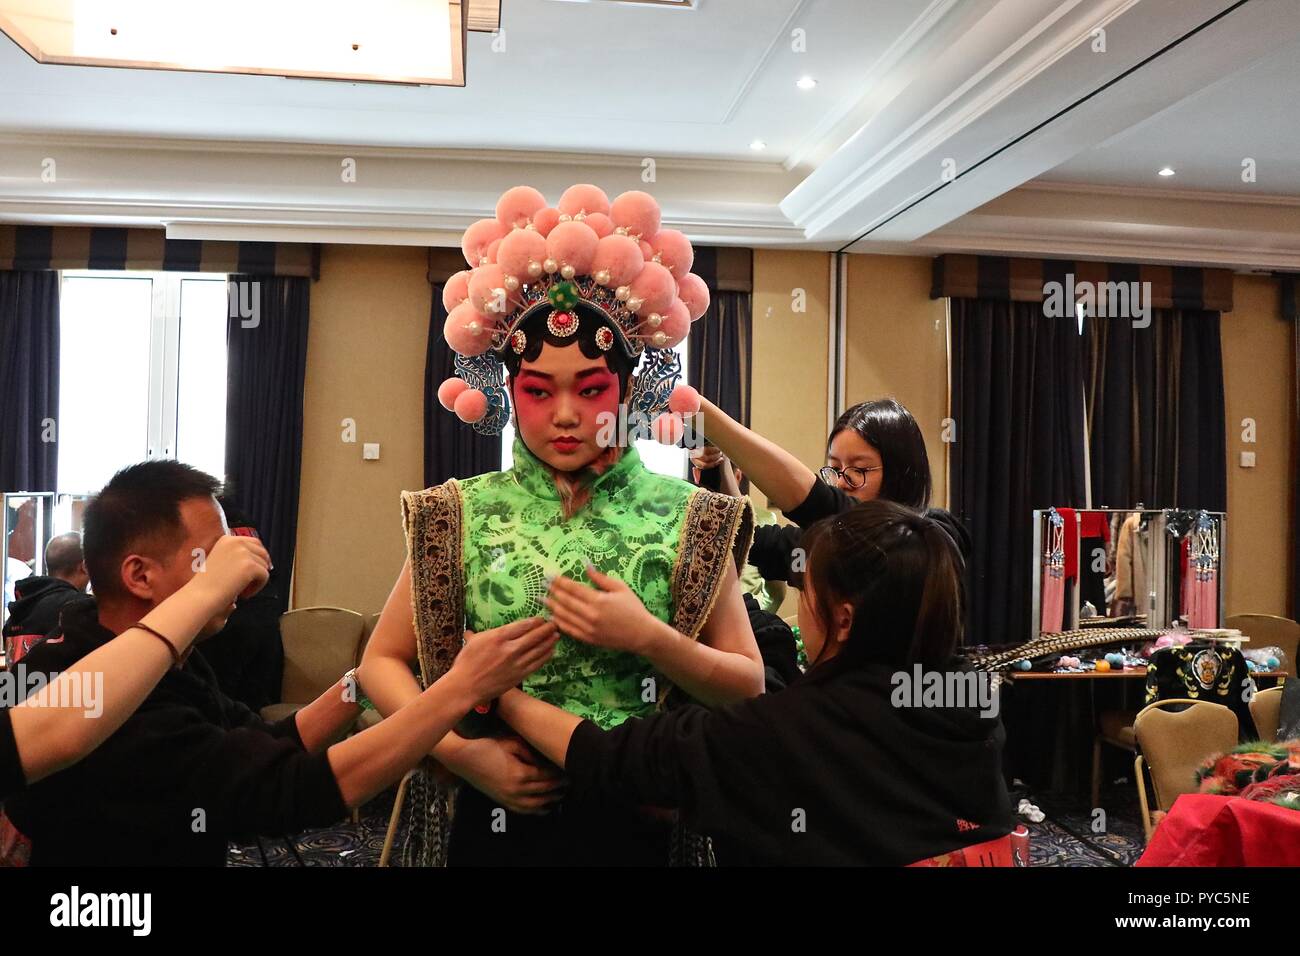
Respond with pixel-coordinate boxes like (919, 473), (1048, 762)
(229, 783), (1147, 867)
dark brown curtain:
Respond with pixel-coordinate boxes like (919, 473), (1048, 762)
(424, 282), (501, 487)
(949, 298), (1088, 645)
(1084, 308), (1227, 511)
(0, 270), (60, 491)
(223, 275), (310, 613)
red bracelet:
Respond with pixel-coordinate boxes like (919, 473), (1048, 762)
(128, 621), (182, 667)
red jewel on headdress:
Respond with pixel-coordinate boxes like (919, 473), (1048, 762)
(594, 325), (614, 351)
(510, 329), (527, 353)
(555, 312), (571, 326)
(546, 309), (578, 337)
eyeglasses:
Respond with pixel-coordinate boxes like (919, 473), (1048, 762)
(818, 464), (881, 490)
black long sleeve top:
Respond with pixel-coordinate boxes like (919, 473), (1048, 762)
(566, 655), (1013, 866)
(748, 479), (971, 584)
(4, 598), (347, 866)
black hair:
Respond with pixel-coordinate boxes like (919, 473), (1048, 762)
(501, 302), (636, 400)
(829, 399), (931, 510)
(801, 500), (962, 673)
(83, 460), (222, 599)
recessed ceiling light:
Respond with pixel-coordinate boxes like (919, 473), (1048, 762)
(750, 139), (767, 151)
(796, 76), (817, 90)
(1158, 167), (1176, 177)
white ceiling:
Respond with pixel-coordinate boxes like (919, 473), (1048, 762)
(3, 0), (1300, 268)
(1041, 37), (1300, 195)
(0, 0), (912, 160)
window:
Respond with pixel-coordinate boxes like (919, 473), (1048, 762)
(500, 337), (691, 479)
(57, 272), (229, 494)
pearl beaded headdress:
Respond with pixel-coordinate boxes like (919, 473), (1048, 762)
(437, 184), (708, 439)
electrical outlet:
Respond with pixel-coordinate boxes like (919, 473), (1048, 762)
(1240, 451), (1256, 468)
(363, 443), (380, 461)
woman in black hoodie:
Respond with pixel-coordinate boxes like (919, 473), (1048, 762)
(497, 500), (1013, 866)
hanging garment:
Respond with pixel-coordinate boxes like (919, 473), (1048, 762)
(1039, 510), (1065, 634)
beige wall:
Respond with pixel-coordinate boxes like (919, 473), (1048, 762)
(844, 255), (950, 507)
(1221, 275), (1295, 618)
(293, 244), (430, 614)
(290, 246), (1295, 624)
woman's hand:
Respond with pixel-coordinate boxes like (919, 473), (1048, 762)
(449, 735), (567, 815)
(690, 444), (727, 472)
(448, 617), (559, 702)
(542, 566), (667, 655)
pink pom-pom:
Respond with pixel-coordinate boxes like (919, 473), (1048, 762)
(610, 190), (662, 239)
(655, 299), (691, 348)
(677, 273), (710, 321)
(668, 383), (700, 416)
(532, 207), (562, 237)
(650, 413), (685, 445)
(496, 186), (547, 230)
(496, 228), (547, 281)
(484, 238), (502, 264)
(454, 388), (489, 423)
(591, 234), (644, 287)
(628, 261), (676, 315)
(1155, 635), (1175, 648)
(583, 212), (613, 238)
(444, 301), (495, 356)
(639, 239), (655, 260)
(462, 218), (506, 267)
(438, 377), (468, 411)
(468, 264), (520, 315)
(546, 221), (599, 276)
(442, 270), (472, 312)
(651, 229), (694, 276)
(558, 184), (611, 219)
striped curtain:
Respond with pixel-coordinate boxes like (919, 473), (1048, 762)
(689, 247), (753, 485)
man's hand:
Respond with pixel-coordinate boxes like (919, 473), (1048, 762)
(451, 735), (566, 815)
(450, 617), (559, 701)
(188, 535), (271, 609)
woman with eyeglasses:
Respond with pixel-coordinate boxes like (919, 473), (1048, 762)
(690, 398), (969, 587)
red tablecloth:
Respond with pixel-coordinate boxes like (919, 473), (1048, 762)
(1136, 794), (1300, 866)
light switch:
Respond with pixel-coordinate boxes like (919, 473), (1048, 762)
(1240, 451), (1256, 468)
(363, 443), (380, 461)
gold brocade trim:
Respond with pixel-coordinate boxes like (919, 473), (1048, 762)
(669, 489), (754, 642)
(401, 480), (465, 689)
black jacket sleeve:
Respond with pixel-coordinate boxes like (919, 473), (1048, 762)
(747, 523), (805, 584)
(119, 701), (347, 839)
(0, 708), (24, 801)
(565, 697), (783, 842)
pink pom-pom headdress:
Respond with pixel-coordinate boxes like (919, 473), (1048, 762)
(439, 183), (710, 439)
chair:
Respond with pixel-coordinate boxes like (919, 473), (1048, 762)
(1225, 614), (1300, 676)
(1133, 698), (1238, 840)
(378, 770), (416, 867)
(260, 607), (365, 724)
(1091, 708), (1139, 811)
(1249, 685), (1284, 743)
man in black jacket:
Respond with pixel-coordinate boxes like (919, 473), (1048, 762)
(6, 460), (560, 866)
(3, 533), (90, 662)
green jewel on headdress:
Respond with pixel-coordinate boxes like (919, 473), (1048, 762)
(548, 280), (580, 311)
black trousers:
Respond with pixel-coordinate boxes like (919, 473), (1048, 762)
(447, 782), (672, 866)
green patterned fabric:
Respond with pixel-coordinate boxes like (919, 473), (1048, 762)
(458, 436), (697, 729)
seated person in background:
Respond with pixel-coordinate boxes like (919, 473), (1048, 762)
(3, 532), (91, 663)
(6, 461), (558, 866)
(504, 500), (1013, 866)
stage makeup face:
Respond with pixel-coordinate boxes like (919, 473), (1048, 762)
(511, 341), (625, 473)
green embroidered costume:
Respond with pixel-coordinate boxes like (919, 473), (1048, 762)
(398, 436), (752, 865)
